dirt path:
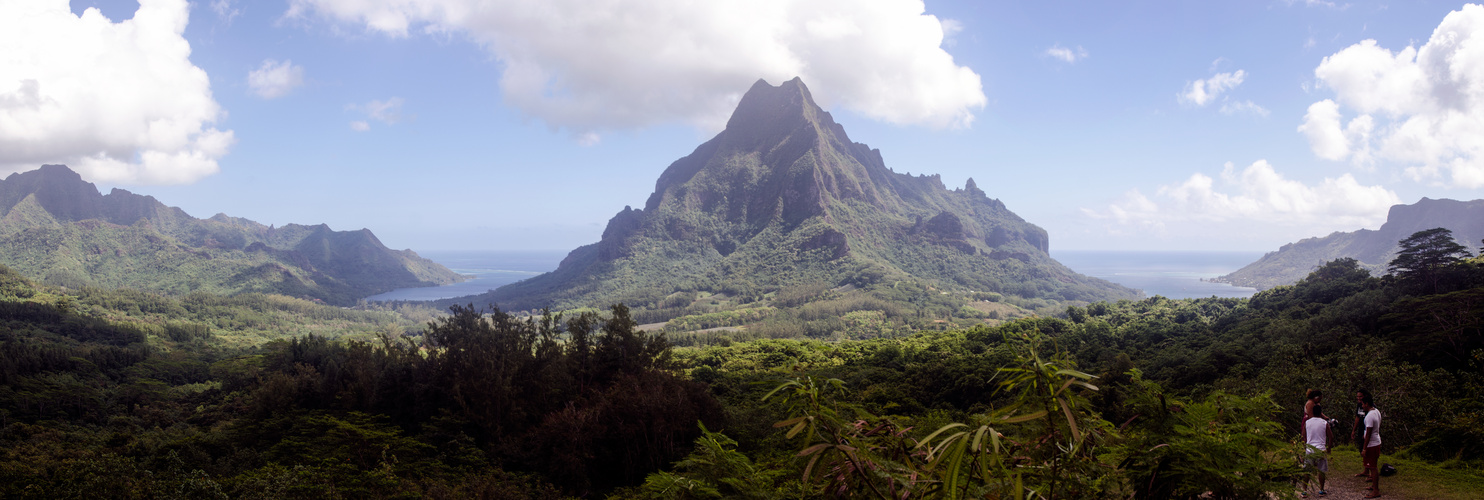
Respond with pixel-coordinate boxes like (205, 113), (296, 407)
(1300, 468), (1397, 499)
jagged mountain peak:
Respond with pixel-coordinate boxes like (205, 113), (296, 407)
(723, 77), (842, 143)
(466, 78), (1134, 311)
(642, 78), (911, 232)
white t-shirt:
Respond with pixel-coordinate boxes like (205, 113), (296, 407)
(1363, 408), (1382, 448)
(1304, 417), (1330, 450)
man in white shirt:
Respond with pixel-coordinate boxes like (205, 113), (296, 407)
(1302, 405), (1334, 496)
(1359, 395), (1382, 498)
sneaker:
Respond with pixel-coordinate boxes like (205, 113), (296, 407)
(1300, 493), (1308, 498)
(1318, 490), (1327, 496)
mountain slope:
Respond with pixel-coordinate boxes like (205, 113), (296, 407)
(460, 78), (1136, 312)
(0, 165), (463, 305)
(1215, 197), (1484, 289)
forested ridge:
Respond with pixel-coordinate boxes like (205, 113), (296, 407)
(1, 230), (1483, 498)
(0, 165), (464, 306)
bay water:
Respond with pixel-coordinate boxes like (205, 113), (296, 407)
(366, 250), (567, 302)
(1052, 250), (1263, 300)
(366, 250), (1265, 302)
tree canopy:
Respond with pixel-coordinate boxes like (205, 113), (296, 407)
(1388, 227), (1473, 293)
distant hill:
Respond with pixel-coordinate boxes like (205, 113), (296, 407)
(1215, 197), (1484, 289)
(0, 165), (463, 305)
(453, 78), (1136, 313)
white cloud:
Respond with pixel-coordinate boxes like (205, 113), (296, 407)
(1045, 44), (1087, 63)
(1304, 4), (1484, 187)
(939, 18), (964, 47)
(364, 98), (404, 124)
(212, 0), (242, 24)
(0, 0), (233, 185)
(286, 0), (986, 133)
(1179, 70), (1246, 106)
(347, 98), (405, 130)
(1085, 160), (1400, 235)
(1221, 100), (1270, 116)
(248, 59), (305, 99)
(1299, 100), (1348, 160)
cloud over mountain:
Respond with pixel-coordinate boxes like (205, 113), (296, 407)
(1301, 3), (1484, 188)
(0, 0), (233, 185)
(286, 0), (986, 135)
(1085, 160), (1400, 241)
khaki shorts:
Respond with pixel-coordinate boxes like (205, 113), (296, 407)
(1306, 454), (1329, 473)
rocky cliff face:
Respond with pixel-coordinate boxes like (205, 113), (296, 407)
(467, 78), (1134, 311)
(0, 165), (463, 304)
(1216, 198), (1484, 289)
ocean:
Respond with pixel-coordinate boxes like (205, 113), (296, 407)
(366, 249), (1265, 302)
(365, 250), (568, 302)
(1052, 250), (1264, 300)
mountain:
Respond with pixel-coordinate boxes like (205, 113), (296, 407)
(457, 78), (1136, 312)
(0, 165), (463, 305)
(1215, 197), (1484, 289)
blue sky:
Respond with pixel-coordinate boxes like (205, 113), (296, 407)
(5, 0), (1484, 252)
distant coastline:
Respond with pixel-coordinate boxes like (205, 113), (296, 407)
(372, 249), (1263, 303)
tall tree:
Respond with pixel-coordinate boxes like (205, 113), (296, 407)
(1388, 228), (1472, 293)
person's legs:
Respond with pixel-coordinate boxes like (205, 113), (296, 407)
(1362, 446), (1381, 497)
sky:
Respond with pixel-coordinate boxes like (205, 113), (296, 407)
(4, 0), (1484, 253)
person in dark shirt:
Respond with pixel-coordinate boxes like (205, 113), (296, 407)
(1349, 389), (1370, 456)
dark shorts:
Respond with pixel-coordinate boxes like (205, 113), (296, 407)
(1362, 445), (1381, 468)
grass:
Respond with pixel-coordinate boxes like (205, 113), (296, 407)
(1324, 447), (1484, 499)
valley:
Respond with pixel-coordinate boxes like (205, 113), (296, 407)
(1, 81), (1481, 499)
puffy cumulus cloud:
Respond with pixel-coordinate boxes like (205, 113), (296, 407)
(285, 0), (985, 135)
(0, 0), (232, 185)
(1084, 161), (1400, 236)
(1303, 4), (1484, 187)
(1179, 70), (1246, 106)
(248, 59), (305, 99)
(1045, 44), (1087, 64)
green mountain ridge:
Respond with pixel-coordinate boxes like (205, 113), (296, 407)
(457, 78), (1137, 313)
(0, 165), (463, 305)
(1215, 197), (1484, 289)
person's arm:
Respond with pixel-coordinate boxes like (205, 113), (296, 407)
(1302, 417), (1309, 444)
(1326, 422), (1335, 453)
(1362, 416), (1376, 451)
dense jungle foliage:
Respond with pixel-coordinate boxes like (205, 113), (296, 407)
(2, 230), (1483, 498)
